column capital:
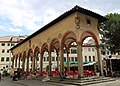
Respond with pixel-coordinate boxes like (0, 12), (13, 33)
(77, 41), (82, 46)
(60, 45), (64, 49)
(96, 45), (101, 48)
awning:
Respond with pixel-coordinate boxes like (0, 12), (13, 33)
(64, 61), (96, 66)
(83, 61), (96, 66)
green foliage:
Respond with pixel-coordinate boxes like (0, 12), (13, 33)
(100, 13), (120, 54)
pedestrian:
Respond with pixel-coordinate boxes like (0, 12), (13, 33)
(17, 68), (20, 80)
(12, 71), (17, 81)
(3, 67), (7, 77)
(60, 72), (65, 81)
(9, 66), (14, 78)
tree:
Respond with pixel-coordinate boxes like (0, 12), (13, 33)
(100, 13), (120, 54)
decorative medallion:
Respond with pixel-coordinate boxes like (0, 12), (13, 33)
(39, 42), (42, 46)
(58, 33), (62, 39)
(47, 38), (51, 43)
(75, 16), (80, 29)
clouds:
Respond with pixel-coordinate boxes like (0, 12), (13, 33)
(0, 0), (119, 36)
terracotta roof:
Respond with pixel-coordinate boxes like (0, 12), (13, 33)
(11, 5), (108, 50)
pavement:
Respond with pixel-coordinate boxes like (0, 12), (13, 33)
(0, 76), (76, 86)
(0, 76), (120, 86)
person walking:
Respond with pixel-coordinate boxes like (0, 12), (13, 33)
(10, 66), (14, 78)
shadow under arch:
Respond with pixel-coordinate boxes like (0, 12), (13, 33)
(61, 31), (77, 50)
(80, 30), (99, 45)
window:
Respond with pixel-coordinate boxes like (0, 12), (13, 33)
(85, 56), (87, 62)
(44, 57), (46, 61)
(7, 50), (9, 53)
(89, 56), (91, 61)
(6, 57), (9, 61)
(92, 48), (94, 52)
(47, 57), (49, 61)
(87, 19), (91, 25)
(37, 57), (39, 61)
(71, 49), (77, 53)
(52, 57), (55, 61)
(11, 43), (14, 46)
(1, 43), (5, 46)
(93, 56), (95, 61)
(56, 57), (58, 61)
(7, 43), (10, 46)
(75, 57), (77, 61)
(30, 57), (32, 61)
(63, 49), (66, 53)
(64, 57), (66, 62)
(88, 48), (91, 52)
(71, 57), (74, 61)
(2, 49), (5, 53)
(106, 45), (109, 49)
(1, 57), (4, 62)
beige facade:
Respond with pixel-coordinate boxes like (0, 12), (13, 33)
(11, 6), (107, 78)
(0, 36), (27, 70)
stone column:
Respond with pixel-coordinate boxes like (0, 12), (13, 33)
(60, 45), (64, 73)
(40, 55), (43, 76)
(22, 58), (25, 71)
(66, 50), (70, 75)
(49, 51), (52, 76)
(35, 57), (37, 70)
(96, 45), (103, 75)
(15, 58), (17, 68)
(12, 58), (15, 68)
(77, 41), (83, 78)
(32, 56), (35, 73)
(18, 57), (21, 69)
(56, 53), (59, 70)
(26, 56), (29, 74)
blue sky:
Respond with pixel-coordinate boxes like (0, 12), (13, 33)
(0, 0), (120, 36)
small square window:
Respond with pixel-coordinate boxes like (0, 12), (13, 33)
(87, 19), (91, 25)
(2, 49), (5, 53)
(11, 44), (14, 46)
(7, 50), (10, 53)
(8, 43), (10, 46)
(1, 43), (5, 46)
(6, 57), (9, 61)
(44, 57), (46, 61)
(64, 57), (66, 62)
(52, 57), (55, 61)
(1, 57), (4, 62)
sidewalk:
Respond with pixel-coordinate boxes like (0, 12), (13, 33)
(0, 76), (75, 86)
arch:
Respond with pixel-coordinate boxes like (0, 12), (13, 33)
(80, 30), (99, 45)
(27, 48), (33, 57)
(23, 51), (26, 58)
(41, 43), (48, 58)
(50, 38), (60, 54)
(34, 46), (40, 58)
(19, 53), (22, 59)
(61, 31), (77, 50)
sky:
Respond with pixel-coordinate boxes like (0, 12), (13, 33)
(0, 0), (120, 36)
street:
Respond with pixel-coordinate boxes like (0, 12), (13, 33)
(0, 76), (120, 86)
